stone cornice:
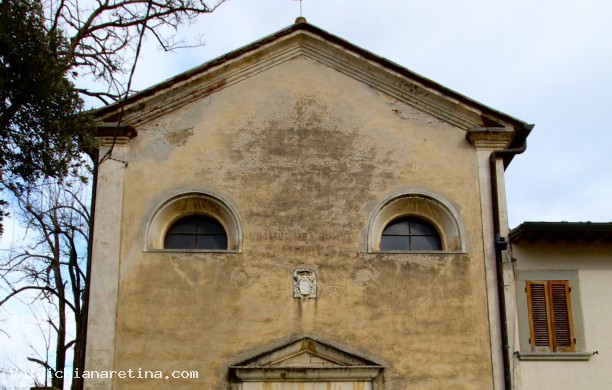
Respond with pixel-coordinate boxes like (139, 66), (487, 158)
(95, 123), (137, 145)
(466, 127), (515, 149)
(232, 366), (383, 381)
(96, 136), (131, 147)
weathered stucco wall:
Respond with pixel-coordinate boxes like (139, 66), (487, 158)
(95, 56), (494, 389)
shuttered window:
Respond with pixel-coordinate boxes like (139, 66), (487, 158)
(526, 280), (575, 352)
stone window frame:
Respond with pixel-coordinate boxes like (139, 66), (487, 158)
(367, 190), (466, 253)
(515, 270), (592, 361)
(145, 192), (242, 252)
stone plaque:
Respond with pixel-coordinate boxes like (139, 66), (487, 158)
(293, 269), (317, 299)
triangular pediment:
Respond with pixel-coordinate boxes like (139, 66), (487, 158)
(95, 21), (531, 138)
(268, 350), (344, 368)
(229, 337), (383, 381)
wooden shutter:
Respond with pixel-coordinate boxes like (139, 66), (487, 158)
(526, 281), (552, 352)
(526, 280), (575, 352)
(549, 281), (575, 352)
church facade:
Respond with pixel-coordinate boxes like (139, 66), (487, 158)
(85, 20), (533, 389)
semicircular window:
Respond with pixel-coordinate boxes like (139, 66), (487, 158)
(164, 215), (228, 250)
(380, 217), (442, 251)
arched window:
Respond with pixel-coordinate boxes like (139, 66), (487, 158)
(146, 192), (241, 251)
(380, 217), (442, 251)
(367, 191), (466, 252)
(164, 215), (228, 250)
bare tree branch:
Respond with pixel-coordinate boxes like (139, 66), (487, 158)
(26, 357), (55, 376)
(1, 174), (91, 389)
(41, 0), (227, 102)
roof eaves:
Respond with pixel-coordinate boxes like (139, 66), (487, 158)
(510, 221), (612, 243)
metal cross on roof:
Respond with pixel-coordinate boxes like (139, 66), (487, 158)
(293, 0), (303, 17)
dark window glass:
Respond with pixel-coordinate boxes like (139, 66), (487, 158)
(164, 215), (228, 250)
(410, 235), (441, 251)
(382, 220), (410, 235)
(381, 217), (442, 251)
(380, 235), (410, 251)
(195, 234), (227, 250)
(165, 235), (196, 249)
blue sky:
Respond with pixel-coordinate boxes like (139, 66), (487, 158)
(1, 0), (611, 387)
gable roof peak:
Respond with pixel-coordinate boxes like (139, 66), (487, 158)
(95, 18), (532, 158)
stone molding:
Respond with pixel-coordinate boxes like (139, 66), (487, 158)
(367, 189), (467, 252)
(144, 191), (242, 251)
(466, 127), (514, 149)
(230, 337), (383, 381)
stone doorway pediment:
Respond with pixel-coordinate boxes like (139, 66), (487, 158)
(230, 337), (383, 381)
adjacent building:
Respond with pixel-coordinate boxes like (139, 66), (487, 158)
(509, 222), (612, 389)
